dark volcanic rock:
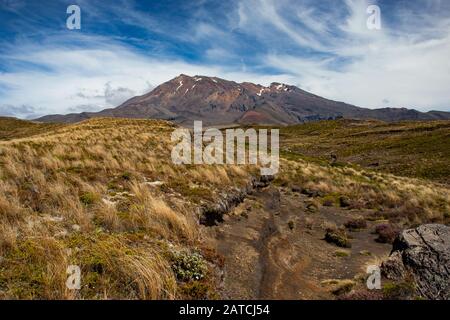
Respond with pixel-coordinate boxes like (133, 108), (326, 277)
(339, 196), (351, 208)
(300, 188), (324, 198)
(381, 224), (450, 300)
(200, 175), (274, 226)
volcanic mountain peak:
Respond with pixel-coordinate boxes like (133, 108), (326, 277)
(155, 74), (239, 96)
(167, 74), (281, 93)
(35, 74), (450, 125)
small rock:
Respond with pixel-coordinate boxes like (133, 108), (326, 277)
(381, 251), (405, 280)
(301, 188), (324, 198)
(330, 153), (337, 165)
(144, 181), (164, 187)
(339, 196), (351, 208)
(43, 215), (64, 222)
(288, 221), (295, 230)
(102, 198), (116, 206)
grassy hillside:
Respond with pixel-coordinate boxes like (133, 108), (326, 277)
(0, 117), (448, 299)
(0, 118), (252, 299)
(0, 117), (63, 141)
(280, 119), (450, 184)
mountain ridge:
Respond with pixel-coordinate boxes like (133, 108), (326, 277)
(35, 74), (450, 125)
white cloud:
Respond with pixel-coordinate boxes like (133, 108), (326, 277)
(0, 104), (38, 119)
(0, 40), (210, 117)
(0, 38), (294, 118)
(235, 0), (326, 51)
(238, 0), (450, 111)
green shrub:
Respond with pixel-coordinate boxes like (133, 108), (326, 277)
(180, 281), (210, 299)
(171, 251), (206, 282)
(382, 280), (416, 300)
(334, 250), (350, 257)
(79, 192), (99, 206)
(325, 230), (351, 248)
(344, 218), (367, 231)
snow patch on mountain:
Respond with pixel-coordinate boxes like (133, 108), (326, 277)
(176, 81), (183, 92)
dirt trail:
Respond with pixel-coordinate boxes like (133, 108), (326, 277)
(204, 185), (392, 299)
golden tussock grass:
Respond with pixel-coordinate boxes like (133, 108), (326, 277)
(277, 158), (450, 225)
(1, 117), (449, 299)
(0, 118), (252, 299)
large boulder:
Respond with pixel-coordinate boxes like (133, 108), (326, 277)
(381, 224), (450, 300)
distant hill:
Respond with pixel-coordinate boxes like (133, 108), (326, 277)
(280, 119), (450, 184)
(0, 116), (62, 140)
(35, 74), (450, 125)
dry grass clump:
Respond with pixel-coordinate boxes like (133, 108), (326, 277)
(68, 234), (178, 299)
(0, 237), (70, 299)
(128, 182), (196, 241)
(321, 279), (356, 296)
(0, 233), (178, 299)
(0, 118), (253, 299)
(324, 229), (352, 248)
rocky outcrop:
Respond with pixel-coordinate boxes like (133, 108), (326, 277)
(199, 175), (274, 226)
(381, 224), (450, 300)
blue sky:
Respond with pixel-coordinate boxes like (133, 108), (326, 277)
(0, 0), (449, 118)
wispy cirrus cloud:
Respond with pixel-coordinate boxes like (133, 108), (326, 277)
(0, 104), (38, 119)
(0, 34), (294, 117)
(234, 0), (450, 110)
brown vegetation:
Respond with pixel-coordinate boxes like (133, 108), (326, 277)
(0, 118), (251, 299)
(0, 117), (449, 300)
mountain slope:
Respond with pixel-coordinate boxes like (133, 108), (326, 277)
(0, 116), (63, 140)
(280, 119), (450, 184)
(36, 74), (450, 125)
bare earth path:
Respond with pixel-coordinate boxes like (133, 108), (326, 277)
(205, 185), (392, 299)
